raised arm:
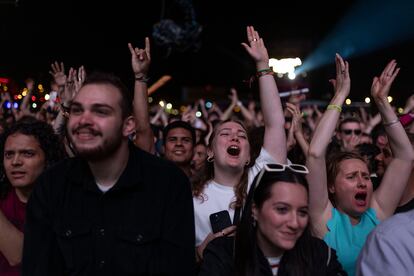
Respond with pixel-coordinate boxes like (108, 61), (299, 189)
(129, 37), (155, 154)
(241, 26), (286, 163)
(220, 90), (237, 121)
(370, 60), (414, 220)
(286, 102), (309, 156)
(306, 54), (350, 237)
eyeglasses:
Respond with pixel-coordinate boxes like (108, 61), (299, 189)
(341, 129), (362, 136)
(254, 163), (309, 189)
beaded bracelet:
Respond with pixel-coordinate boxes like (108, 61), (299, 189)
(256, 68), (274, 78)
(383, 118), (400, 127)
(327, 104), (342, 113)
(135, 74), (150, 83)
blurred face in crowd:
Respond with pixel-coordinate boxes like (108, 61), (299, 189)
(209, 121), (250, 171)
(191, 143), (207, 172)
(330, 158), (373, 222)
(375, 146), (392, 177)
(4, 133), (46, 192)
(164, 127), (194, 166)
(67, 84), (133, 161)
(253, 181), (309, 257)
(338, 121), (362, 151)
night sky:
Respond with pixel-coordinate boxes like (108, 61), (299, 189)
(1, 0), (414, 107)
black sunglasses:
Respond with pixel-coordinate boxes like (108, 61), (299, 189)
(341, 129), (362, 136)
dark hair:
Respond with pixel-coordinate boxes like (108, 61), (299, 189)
(371, 124), (386, 146)
(0, 117), (66, 199)
(162, 120), (196, 145)
(81, 72), (133, 119)
(355, 143), (381, 174)
(234, 169), (314, 276)
(192, 119), (250, 209)
(338, 117), (361, 131)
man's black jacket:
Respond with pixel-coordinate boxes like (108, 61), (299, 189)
(22, 145), (195, 276)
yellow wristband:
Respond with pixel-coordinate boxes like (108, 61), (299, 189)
(327, 104), (342, 113)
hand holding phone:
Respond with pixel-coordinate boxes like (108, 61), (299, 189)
(209, 210), (232, 234)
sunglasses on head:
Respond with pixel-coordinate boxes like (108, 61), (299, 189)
(254, 163), (309, 189)
(341, 129), (362, 136)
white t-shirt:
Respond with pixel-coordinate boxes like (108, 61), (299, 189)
(193, 147), (276, 246)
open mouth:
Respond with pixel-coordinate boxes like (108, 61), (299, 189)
(355, 192), (367, 206)
(227, 145), (240, 156)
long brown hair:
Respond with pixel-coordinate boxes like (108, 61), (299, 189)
(191, 119), (251, 208)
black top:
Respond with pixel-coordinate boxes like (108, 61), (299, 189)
(199, 236), (347, 276)
(22, 143), (195, 276)
(395, 197), (414, 214)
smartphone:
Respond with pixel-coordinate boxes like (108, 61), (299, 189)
(209, 210), (232, 234)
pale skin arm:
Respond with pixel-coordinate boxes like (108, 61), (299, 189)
(231, 88), (255, 123)
(49, 61), (68, 133)
(241, 26), (286, 163)
(220, 91), (237, 121)
(286, 102), (309, 156)
(0, 209), (23, 266)
(129, 37), (155, 154)
(306, 54), (350, 237)
(370, 60), (414, 220)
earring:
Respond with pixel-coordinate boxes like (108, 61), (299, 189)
(207, 155), (214, 163)
(252, 218), (257, 227)
(245, 160), (250, 166)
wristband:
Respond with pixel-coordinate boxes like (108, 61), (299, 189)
(383, 118), (400, 127)
(327, 104), (342, 113)
(135, 75), (150, 83)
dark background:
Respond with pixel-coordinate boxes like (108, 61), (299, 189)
(1, 0), (414, 108)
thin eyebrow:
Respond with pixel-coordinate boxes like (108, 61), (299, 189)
(272, 202), (309, 209)
(218, 128), (246, 134)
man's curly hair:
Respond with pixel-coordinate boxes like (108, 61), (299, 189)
(0, 116), (66, 199)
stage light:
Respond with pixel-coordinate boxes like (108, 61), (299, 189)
(365, 97), (370, 103)
(269, 57), (302, 79)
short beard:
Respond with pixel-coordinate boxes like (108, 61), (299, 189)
(69, 132), (124, 162)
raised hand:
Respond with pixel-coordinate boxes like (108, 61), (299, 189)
(371, 59), (399, 101)
(49, 61), (67, 87)
(329, 53), (350, 97)
(128, 37), (151, 79)
(241, 26), (269, 69)
(229, 88), (239, 105)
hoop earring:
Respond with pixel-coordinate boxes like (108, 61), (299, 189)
(245, 160), (250, 166)
(207, 156), (214, 163)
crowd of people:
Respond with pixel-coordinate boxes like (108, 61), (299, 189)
(1, 25), (414, 276)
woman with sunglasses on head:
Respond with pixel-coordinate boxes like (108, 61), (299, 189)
(306, 55), (414, 276)
(193, 26), (287, 262)
(199, 164), (346, 276)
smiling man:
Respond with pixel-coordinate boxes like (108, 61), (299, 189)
(163, 120), (195, 178)
(22, 72), (195, 275)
